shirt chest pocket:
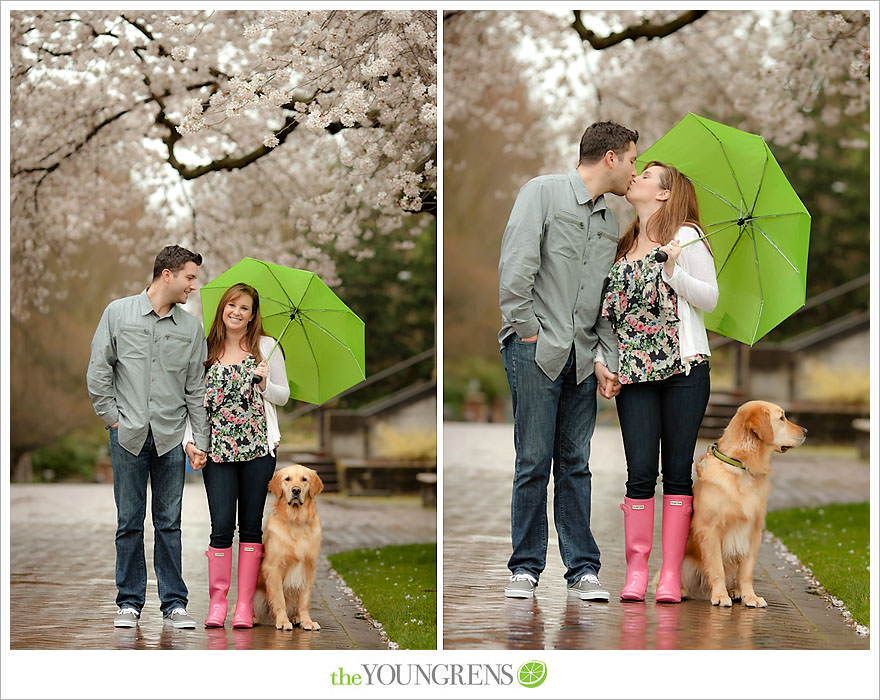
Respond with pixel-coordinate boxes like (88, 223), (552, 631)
(547, 212), (585, 259)
(593, 227), (620, 265)
(160, 333), (191, 373)
(117, 326), (149, 360)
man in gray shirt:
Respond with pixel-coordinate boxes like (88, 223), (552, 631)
(87, 245), (210, 629)
(499, 122), (638, 601)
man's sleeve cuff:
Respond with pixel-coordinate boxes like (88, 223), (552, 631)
(512, 320), (540, 338)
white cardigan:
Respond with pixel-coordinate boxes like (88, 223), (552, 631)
(661, 224), (719, 370)
(596, 224), (719, 374)
(184, 334), (290, 458)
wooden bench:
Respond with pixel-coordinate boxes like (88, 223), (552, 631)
(338, 459), (436, 497)
(416, 472), (437, 508)
(852, 418), (869, 459)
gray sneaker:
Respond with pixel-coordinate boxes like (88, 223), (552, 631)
(114, 608), (140, 628)
(505, 573), (538, 599)
(568, 573), (610, 601)
(164, 607), (196, 629)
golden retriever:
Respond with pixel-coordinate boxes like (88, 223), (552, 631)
(253, 464), (324, 630)
(681, 400), (806, 608)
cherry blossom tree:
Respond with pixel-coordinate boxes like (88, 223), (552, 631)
(10, 9), (437, 318)
(444, 9), (869, 170)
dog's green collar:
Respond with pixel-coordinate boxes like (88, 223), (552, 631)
(711, 443), (747, 471)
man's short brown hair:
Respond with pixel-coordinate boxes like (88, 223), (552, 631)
(151, 245), (203, 282)
(578, 121), (639, 165)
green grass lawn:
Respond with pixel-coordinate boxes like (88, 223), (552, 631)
(328, 542), (437, 649)
(766, 502), (869, 628)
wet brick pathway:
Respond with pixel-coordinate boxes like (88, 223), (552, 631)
(9, 482), (436, 650)
(443, 421), (869, 650)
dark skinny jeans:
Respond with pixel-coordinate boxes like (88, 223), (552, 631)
(202, 453), (276, 548)
(614, 362), (710, 500)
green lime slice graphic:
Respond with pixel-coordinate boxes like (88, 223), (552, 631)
(517, 660), (547, 688)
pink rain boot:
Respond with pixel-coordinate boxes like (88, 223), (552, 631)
(619, 497), (655, 601)
(232, 542), (263, 628)
(655, 495), (693, 603)
(204, 546), (232, 628)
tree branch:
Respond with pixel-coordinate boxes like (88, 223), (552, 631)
(571, 10), (708, 49)
(412, 147), (437, 216)
(443, 11), (466, 22)
(154, 102), (374, 180)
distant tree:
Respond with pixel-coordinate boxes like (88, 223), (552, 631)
(329, 216), (436, 407)
(444, 9), (868, 179)
(10, 9), (437, 318)
(769, 90), (870, 340)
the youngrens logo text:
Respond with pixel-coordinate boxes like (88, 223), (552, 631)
(330, 662), (546, 687)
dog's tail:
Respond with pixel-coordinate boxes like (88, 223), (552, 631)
(680, 554), (708, 600)
(252, 588), (270, 625)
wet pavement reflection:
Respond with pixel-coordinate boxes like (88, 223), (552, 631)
(9, 482), (436, 650)
(443, 422), (869, 650)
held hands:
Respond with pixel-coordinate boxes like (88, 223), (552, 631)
(185, 442), (207, 470)
(594, 361), (621, 399)
(658, 239), (681, 276)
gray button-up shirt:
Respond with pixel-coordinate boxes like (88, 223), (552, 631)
(499, 169), (620, 382)
(87, 289), (209, 457)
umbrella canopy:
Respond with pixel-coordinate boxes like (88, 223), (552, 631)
(200, 258), (365, 405)
(637, 113), (811, 345)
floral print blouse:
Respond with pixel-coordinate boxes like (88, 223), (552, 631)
(601, 248), (702, 385)
(204, 355), (268, 462)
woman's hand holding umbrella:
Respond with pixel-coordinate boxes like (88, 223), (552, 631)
(656, 239), (682, 276)
(252, 360), (269, 390)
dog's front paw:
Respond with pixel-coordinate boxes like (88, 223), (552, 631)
(275, 617), (293, 631)
(301, 618), (321, 631)
(711, 592), (732, 607)
(742, 594), (767, 608)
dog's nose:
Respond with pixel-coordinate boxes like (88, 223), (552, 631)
(292, 487), (301, 495)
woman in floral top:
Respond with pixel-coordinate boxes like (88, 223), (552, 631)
(197, 282), (289, 628)
(599, 161), (718, 603)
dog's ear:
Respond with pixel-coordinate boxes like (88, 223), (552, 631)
(268, 469), (283, 498)
(309, 469), (324, 497)
(746, 405), (774, 443)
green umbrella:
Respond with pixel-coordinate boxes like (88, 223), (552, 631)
(637, 113), (811, 345)
(199, 257), (366, 405)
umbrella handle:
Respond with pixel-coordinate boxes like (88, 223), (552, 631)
(252, 322), (290, 384)
(654, 233), (712, 262)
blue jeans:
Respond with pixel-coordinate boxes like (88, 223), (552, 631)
(109, 427), (188, 615)
(615, 362), (711, 499)
(202, 453), (276, 548)
(502, 338), (601, 584)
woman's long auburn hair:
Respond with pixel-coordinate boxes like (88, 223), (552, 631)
(205, 283), (266, 368)
(615, 160), (711, 261)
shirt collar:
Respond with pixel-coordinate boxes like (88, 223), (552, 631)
(138, 288), (179, 324)
(568, 169), (607, 214)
